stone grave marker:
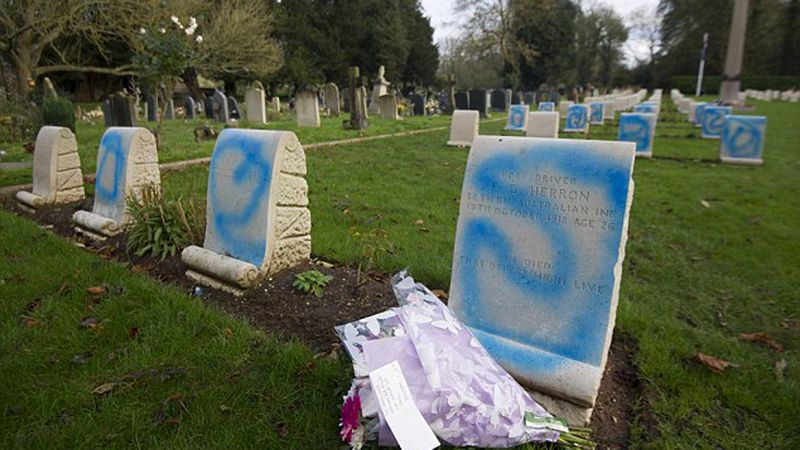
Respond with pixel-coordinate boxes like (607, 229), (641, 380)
(369, 66), (390, 115)
(346, 66), (368, 129)
(212, 89), (229, 123)
(538, 102), (555, 112)
(693, 103), (707, 128)
(589, 103), (605, 125)
(618, 113), (656, 158)
(145, 93), (158, 122)
(43, 77), (58, 99)
(602, 101), (616, 121)
(688, 101), (704, 125)
(409, 93), (426, 116)
(185, 96), (196, 119)
(504, 104), (529, 131)
(447, 110), (479, 147)
(563, 104), (589, 133)
(449, 134), (636, 425)
(455, 92), (469, 110)
(632, 103), (656, 114)
(446, 74), (456, 114)
(109, 92), (137, 127)
(379, 94), (399, 120)
(164, 98), (175, 120)
(245, 81), (267, 124)
(469, 89), (489, 118)
(558, 100), (574, 117)
(720, 115), (767, 165)
(101, 100), (112, 127)
(322, 83), (341, 117)
(524, 92), (536, 105)
(16, 126), (85, 211)
(701, 106), (733, 139)
(228, 96), (241, 120)
(204, 96), (214, 119)
(296, 90), (321, 127)
(359, 85), (369, 119)
(491, 89), (508, 111)
(271, 96), (281, 113)
(181, 129), (310, 295)
(525, 111), (559, 138)
(72, 127), (160, 239)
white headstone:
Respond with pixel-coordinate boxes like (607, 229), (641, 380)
(525, 111), (559, 138)
(720, 115), (766, 165)
(538, 102), (555, 112)
(379, 94), (399, 120)
(323, 83), (341, 117)
(72, 127), (160, 237)
(296, 91), (321, 128)
(618, 113), (656, 158)
(447, 110), (480, 147)
(563, 104), (589, 133)
(369, 66), (390, 115)
(16, 126), (85, 210)
(449, 135), (636, 425)
(589, 103), (605, 125)
(558, 101), (574, 117)
(271, 96), (281, 113)
(245, 82), (267, 124)
(504, 104), (529, 131)
(182, 129), (311, 295)
(701, 106), (733, 139)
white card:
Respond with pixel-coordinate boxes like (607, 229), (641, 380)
(368, 361), (440, 450)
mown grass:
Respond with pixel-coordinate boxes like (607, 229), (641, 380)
(2, 98), (799, 448)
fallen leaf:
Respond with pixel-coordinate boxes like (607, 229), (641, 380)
(87, 286), (106, 295)
(23, 299), (42, 312)
(418, 227), (431, 233)
(737, 332), (784, 352)
(128, 327), (140, 339)
(775, 359), (787, 380)
(92, 383), (119, 395)
(57, 281), (70, 296)
(219, 404), (232, 413)
(224, 327), (233, 337)
(700, 200), (711, 208)
(692, 353), (734, 373)
(20, 316), (43, 328)
(431, 289), (448, 300)
(414, 219), (424, 225)
(780, 319), (800, 329)
(79, 317), (101, 329)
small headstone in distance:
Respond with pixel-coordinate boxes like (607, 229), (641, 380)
(563, 104), (589, 133)
(447, 110), (479, 147)
(525, 111), (559, 138)
(455, 92), (469, 110)
(618, 113), (656, 158)
(409, 93), (426, 116)
(538, 102), (555, 112)
(296, 91), (321, 127)
(227, 96), (241, 120)
(701, 105), (733, 139)
(719, 115), (766, 165)
(185, 96), (196, 119)
(504, 104), (529, 131)
(468, 89), (489, 118)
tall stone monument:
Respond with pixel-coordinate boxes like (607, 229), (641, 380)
(346, 66), (368, 130)
(369, 66), (390, 115)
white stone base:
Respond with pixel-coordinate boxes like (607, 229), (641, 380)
(181, 245), (260, 290)
(720, 156), (763, 166)
(72, 210), (120, 238)
(185, 269), (245, 297)
(529, 390), (593, 427)
(16, 191), (44, 209)
(636, 152), (653, 159)
(446, 140), (472, 147)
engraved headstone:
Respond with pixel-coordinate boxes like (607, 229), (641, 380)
(525, 111), (560, 138)
(449, 135), (636, 425)
(455, 92), (469, 110)
(164, 98), (175, 120)
(109, 92), (137, 127)
(491, 89), (508, 111)
(504, 104), (529, 131)
(379, 94), (399, 120)
(589, 103), (605, 125)
(271, 96), (281, 113)
(524, 92), (536, 105)
(563, 104), (589, 133)
(701, 106), (733, 139)
(204, 96), (214, 119)
(447, 110), (479, 147)
(558, 101), (574, 117)
(720, 115), (766, 165)
(245, 81), (267, 124)
(72, 127), (161, 238)
(538, 102), (555, 112)
(602, 101), (616, 121)
(43, 77), (58, 99)
(692, 103), (707, 128)
(212, 89), (229, 123)
(359, 85), (369, 119)
(632, 103), (656, 114)
(346, 66), (368, 130)
(16, 126), (85, 211)
(409, 93), (426, 116)
(227, 96), (241, 120)
(469, 89), (489, 118)
(618, 113), (656, 158)
(322, 83), (341, 117)
(185, 96), (196, 119)
(181, 129), (311, 295)
(688, 101), (704, 125)
(296, 91), (321, 127)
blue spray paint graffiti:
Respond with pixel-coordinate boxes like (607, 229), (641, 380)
(695, 104), (707, 126)
(702, 106), (732, 138)
(94, 131), (126, 203)
(208, 132), (275, 267)
(565, 105), (587, 130)
(456, 145), (631, 366)
(538, 102), (555, 112)
(633, 104), (656, 114)
(618, 114), (652, 153)
(590, 103), (604, 123)
(721, 116), (766, 158)
(505, 105), (527, 130)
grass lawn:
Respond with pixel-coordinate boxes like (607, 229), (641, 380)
(1, 98), (799, 448)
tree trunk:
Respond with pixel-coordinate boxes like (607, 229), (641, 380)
(181, 69), (203, 102)
(12, 55), (33, 100)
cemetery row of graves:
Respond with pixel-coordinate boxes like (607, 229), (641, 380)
(0, 86), (798, 448)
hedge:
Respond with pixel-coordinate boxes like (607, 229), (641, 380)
(42, 97), (76, 132)
(670, 75), (800, 95)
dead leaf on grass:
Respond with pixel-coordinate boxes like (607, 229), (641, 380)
(700, 200), (711, 208)
(87, 286), (106, 295)
(276, 422), (290, 438)
(775, 359), (787, 381)
(23, 299), (42, 312)
(20, 316), (43, 328)
(92, 382), (127, 396)
(780, 319), (799, 330)
(128, 327), (140, 339)
(737, 332), (784, 353)
(224, 327), (233, 337)
(692, 353), (736, 373)
(57, 281), (70, 296)
(431, 289), (448, 300)
(414, 219), (424, 225)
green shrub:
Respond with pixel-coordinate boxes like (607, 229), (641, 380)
(292, 270), (334, 298)
(41, 97), (75, 132)
(126, 185), (204, 261)
(670, 75), (800, 95)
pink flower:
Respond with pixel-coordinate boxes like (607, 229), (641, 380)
(339, 393), (361, 444)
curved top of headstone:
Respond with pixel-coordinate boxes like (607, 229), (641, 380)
(250, 81), (265, 92)
(92, 127), (160, 224)
(32, 126), (77, 201)
(204, 129), (307, 270)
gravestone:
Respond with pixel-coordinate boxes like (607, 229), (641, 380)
(589, 103), (605, 125)
(563, 104), (589, 133)
(449, 134), (636, 425)
(228, 96), (241, 120)
(359, 85), (369, 119)
(245, 81), (267, 124)
(446, 74), (457, 114)
(72, 127), (161, 239)
(632, 103), (656, 114)
(538, 102), (555, 112)
(212, 89), (229, 123)
(271, 96), (281, 114)
(296, 90), (321, 127)
(185, 96), (197, 119)
(618, 113), (656, 158)
(602, 102), (616, 121)
(688, 101), (704, 124)
(469, 89), (489, 118)
(164, 99), (175, 120)
(447, 110), (480, 147)
(491, 89), (508, 111)
(101, 100), (112, 127)
(146, 94), (158, 122)
(524, 92), (536, 105)
(181, 129), (311, 296)
(692, 103), (707, 128)
(204, 96), (214, 119)
(701, 106), (733, 139)
(346, 66), (368, 130)
(455, 92), (469, 110)
(558, 101), (574, 117)
(322, 83), (341, 117)
(108, 92), (137, 127)
(525, 111), (559, 138)
(369, 66), (391, 115)
(16, 126), (85, 211)
(409, 93), (426, 116)
(43, 77), (58, 99)
(504, 104), (529, 131)
(512, 92), (523, 105)
(720, 115), (767, 165)
(379, 94), (399, 120)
